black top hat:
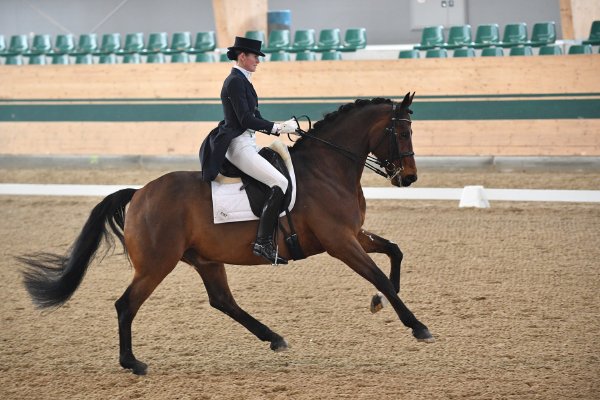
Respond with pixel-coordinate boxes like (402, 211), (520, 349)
(226, 36), (265, 60)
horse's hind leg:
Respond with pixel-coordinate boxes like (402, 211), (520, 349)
(188, 256), (288, 351)
(115, 255), (179, 375)
(358, 229), (403, 313)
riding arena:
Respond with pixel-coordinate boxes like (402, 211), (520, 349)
(1, 1), (599, 399)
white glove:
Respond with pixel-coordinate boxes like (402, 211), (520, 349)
(278, 118), (298, 135)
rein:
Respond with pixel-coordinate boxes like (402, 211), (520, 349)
(289, 103), (414, 180)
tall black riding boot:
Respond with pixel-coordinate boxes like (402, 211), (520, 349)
(253, 186), (288, 265)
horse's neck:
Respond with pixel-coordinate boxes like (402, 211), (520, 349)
(292, 124), (370, 189)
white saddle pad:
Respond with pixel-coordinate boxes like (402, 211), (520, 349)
(211, 141), (297, 224)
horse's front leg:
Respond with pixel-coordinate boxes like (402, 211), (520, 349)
(327, 237), (434, 342)
(358, 229), (402, 313)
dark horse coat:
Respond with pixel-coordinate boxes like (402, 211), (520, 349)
(199, 68), (275, 182)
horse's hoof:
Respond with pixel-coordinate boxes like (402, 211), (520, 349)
(370, 292), (388, 314)
(270, 338), (289, 352)
(121, 358), (148, 375)
(413, 328), (435, 343)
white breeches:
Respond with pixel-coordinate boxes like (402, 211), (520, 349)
(225, 130), (288, 192)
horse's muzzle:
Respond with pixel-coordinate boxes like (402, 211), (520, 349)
(400, 174), (417, 187)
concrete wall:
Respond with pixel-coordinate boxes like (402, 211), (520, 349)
(0, 0), (567, 45)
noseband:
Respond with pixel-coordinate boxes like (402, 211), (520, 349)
(367, 102), (415, 180)
(290, 102), (414, 181)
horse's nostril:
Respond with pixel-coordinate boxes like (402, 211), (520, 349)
(406, 175), (417, 184)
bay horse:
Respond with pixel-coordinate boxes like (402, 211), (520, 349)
(19, 93), (433, 375)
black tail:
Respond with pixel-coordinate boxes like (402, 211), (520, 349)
(17, 188), (137, 309)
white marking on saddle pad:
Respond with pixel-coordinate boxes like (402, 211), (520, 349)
(211, 141), (297, 224)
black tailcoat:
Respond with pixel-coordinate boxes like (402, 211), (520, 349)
(199, 68), (274, 181)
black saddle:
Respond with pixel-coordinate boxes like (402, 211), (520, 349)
(219, 147), (293, 218)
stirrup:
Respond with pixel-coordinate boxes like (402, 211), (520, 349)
(253, 242), (288, 265)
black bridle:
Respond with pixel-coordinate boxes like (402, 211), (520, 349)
(288, 102), (414, 180)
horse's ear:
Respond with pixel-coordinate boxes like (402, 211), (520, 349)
(400, 92), (411, 108)
(410, 91), (416, 104)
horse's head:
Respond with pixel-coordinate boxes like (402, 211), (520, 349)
(370, 92), (417, 187)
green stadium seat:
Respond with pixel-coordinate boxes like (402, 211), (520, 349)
(509, 46), (533, 56)
(340, 28), (367, 52)
(219, 53), (230, 62)
(399, 49), (420, 59)
(146, 53), (166, 63)
(295, 51), (317, 61)
(75, 54), (94, 64)
(122, 53), (142, 63)
(99, 53), (118, 63)
(189, 31), (216, 53)
(95, 33), (121, 55)
(117, 33), (144, 55)
(244, 30), (265, 43)
(27, 34), (52, 55)
(140, 32), (168, 54)
(321, 50), (342, 60)
(195, 52), (216, 62)
(582, 20), (600, 45)
(170, 52), (190, 62)
(72, 34), (98, 55)
(52, 34), (75, 55)
(538, 45), (563, 55)
(269, 51), (291, 61)
(263, 30), (291, 53)
(164, 32), (191, 54)
(568, 44), (593, 54)
(5, 55), (24, 65)
(51, 54), (70, 64)
(500, 23), (528, 48)
(3, 35), (29, 55)
(481, 47), (504, 56)
(528, 22), (556, 47)
(471, 24), (500, 48)
(28, 54), (46, 64)
(443, 25), (472, 49)
(453, 48), (475, 57)
(0, 35), (5, 53)
(289, 29), (316, 53)
(425, 48), (448, 58)
(315, 28), (342, 52)
(414, 26), (444, 50)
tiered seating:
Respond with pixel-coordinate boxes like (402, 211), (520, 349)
(4, 21), (599, 65)
(500, 23), (528, 48)
(25, 34), (52, 64)
(117, 32), (145, 64)
(582, 20), (600, 45)
(568, 44), (592, 54)
(471, 24), (501, 48)
(340, 28), (367, 52)
(1, 34), (29, 65)
(414, 26), (444, 50)
(528, 22), (556, 47)
(509, 46), (533, 56)
(244, 27), (366, 61)
(442, 25), (472, 49)
(402, 20), (600, 59)
(0, 28), (367, 65)
(539, 45), (562, 56)
(50, 34), (75, 64)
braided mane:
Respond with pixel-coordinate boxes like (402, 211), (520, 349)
(311, 97), (392, 133)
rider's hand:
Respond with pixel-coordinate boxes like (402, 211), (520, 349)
(278, 119), (298, 135)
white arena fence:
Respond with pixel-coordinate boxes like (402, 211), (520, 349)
(1, 184), (599, 208)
